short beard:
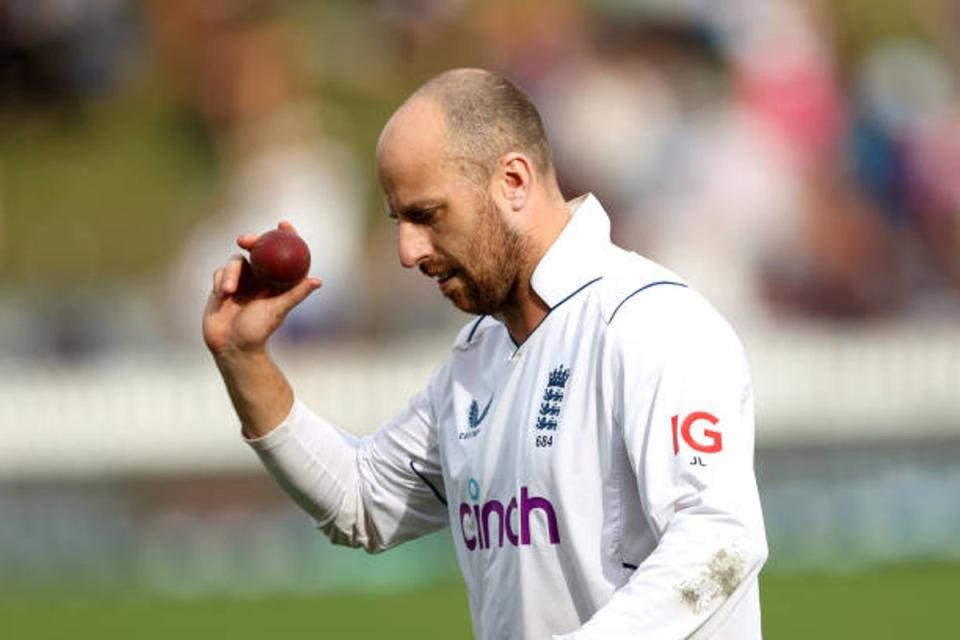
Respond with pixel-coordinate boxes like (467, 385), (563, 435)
(448, 193), (527, 316)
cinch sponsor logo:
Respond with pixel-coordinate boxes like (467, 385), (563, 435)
(458, 481), (560, 551)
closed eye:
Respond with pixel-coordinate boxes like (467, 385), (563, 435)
(403, 207), (438, 224)
(401, 204), (442, 225)
(385, 200), (444, 225)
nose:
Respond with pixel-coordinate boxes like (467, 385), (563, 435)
(396, 221), (433, 269)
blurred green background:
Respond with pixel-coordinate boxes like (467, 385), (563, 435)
(2, 0), (959, 637)
(4, 564), (959, 639)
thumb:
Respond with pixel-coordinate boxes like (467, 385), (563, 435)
(275, 277), (323, 315)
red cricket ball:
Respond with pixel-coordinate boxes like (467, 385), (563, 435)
(248, 229), (311, 291)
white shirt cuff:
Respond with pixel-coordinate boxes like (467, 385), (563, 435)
(242, 399), (302, 451)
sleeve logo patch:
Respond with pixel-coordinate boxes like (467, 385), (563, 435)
(671, 411), (723, 455)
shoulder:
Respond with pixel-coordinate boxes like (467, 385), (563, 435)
(597, 249), (744, 361)
(595, 247), (689, 324)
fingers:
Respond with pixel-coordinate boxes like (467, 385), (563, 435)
(215, 254), (248, 295)
(202, 280), (226, 322)
(275, 276), (323, 313)
(212, 267), (224, 294)
(235, 222), (300, 252)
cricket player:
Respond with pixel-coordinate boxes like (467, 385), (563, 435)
(204, 68), (768, 639)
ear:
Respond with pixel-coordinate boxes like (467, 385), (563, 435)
(496, 152), (534, 213)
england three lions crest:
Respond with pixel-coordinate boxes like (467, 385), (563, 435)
(535, 365), (570, 433)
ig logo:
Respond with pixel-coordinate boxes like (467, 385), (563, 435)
(671, 412), (723, 467)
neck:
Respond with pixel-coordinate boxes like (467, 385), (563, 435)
(498, 189), (571, 345)
(499, 280), (550, 346)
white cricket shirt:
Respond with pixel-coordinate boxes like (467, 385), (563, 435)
(247, 194), (768, 639)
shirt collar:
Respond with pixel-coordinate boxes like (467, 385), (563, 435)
(530, 193), (612, 309)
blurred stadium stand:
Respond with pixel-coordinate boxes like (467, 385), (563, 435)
(1, 0), (959, 597)
(3, 327), (960, 478)
(2, 326), (959, 593)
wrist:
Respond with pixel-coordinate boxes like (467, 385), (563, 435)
(210, 344), (294, 438)
(211, 343), (269, 369)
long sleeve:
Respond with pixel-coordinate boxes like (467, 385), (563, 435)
(245, 362), (451, 553)
(559, 288), (768, 639)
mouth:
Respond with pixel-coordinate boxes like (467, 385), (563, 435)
(423, 266), (458, 284)
(435, 269), (457, 284)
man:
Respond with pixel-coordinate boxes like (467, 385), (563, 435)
(204, 68), (767, 639)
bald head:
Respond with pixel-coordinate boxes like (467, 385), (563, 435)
(376, 69), (571, 335)
(381, 68), (553, 188)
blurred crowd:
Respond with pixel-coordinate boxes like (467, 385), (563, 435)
(2, 0), (960, 357)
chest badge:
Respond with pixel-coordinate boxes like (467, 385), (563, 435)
(535, 365), (570, 435)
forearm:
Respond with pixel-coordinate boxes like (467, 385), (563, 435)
(557, 514), (767, 639)
(213, 346), (294, 438)
(245, 395), (448, 553)
(213, 346), (372, 545)
(245, 400), (373, 548)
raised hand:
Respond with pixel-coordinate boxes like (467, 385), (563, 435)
(203, 221), (322, 357)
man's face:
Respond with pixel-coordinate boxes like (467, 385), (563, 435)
(416, 186), (526, 315)
(377, 99), (528, 316)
